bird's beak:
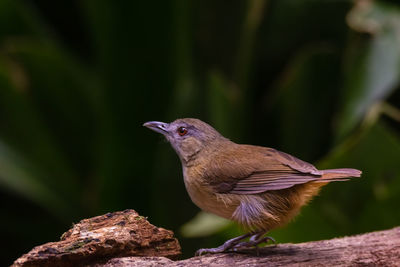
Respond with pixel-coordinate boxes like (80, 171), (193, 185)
(143, 121), (169, 135)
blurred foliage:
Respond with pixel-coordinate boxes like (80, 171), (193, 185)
(0, 0), (400, 265)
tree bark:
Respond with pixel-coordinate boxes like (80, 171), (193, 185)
(94, 227), (400, 267)
(12, 210), (181, 267)
(12, 209), (400, 266)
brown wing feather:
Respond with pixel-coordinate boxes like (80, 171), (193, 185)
(206, 144), (323, 194)
(271, 149), (322, 175)
(230, 170), (322, 194)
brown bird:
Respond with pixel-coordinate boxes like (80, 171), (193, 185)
(143, 118), (361, 255)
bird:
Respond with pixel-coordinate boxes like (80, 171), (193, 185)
(143, 118), (361, 255)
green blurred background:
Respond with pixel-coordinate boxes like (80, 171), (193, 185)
(1, 0), (400, 265)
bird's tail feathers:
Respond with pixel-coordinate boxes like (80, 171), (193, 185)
(315, 168), (361, 183)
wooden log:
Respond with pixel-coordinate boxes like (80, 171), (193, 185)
(94, 227), (400, 266)
(12, 209), (400, 266)
(12, 210), (181, 267)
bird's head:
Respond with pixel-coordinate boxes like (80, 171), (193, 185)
(143, 118), (227, 164)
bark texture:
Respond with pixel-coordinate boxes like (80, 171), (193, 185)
(12, 209), (400, 267)
(94, 227), (400, 267)
(12, 209), (181, 267)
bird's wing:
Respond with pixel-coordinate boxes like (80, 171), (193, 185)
(207, 145), (323, 195)
(270, 148), (321, 175)
(229, 169), (321, 194)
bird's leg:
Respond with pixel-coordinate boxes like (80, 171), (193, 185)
(232, 231), (276, 252)
(195, 232), (253, 256)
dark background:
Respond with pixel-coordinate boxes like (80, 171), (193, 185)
(1, 0), (400, 265)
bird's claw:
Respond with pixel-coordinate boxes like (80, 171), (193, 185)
(232, 235), (276, 251)
(195, 232), (253, 256)
(195, 247), (223, 256)
(195, 233), (276, 256)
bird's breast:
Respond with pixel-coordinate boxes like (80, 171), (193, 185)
(182, 167), (238, 220)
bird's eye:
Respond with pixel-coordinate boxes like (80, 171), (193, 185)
(177, 127), (188, 136)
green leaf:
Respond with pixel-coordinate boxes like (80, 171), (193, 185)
(336, 1), (400, 140)
(180, 211), (231, 238)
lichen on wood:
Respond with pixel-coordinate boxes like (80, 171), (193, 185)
(12, 209), (181, 267)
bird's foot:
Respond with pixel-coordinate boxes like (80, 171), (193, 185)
(195, 232), (253, 256)
(195, 246), (226, 256)
(232, 233), (276, 253)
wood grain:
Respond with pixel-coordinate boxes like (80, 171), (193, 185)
(96, 227), (400, 266)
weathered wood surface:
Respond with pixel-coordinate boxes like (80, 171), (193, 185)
(12, 208), (400, 267)
(12, 210), (181, 267)
(95, 227), (400, 267)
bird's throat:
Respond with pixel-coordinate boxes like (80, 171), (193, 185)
(178, 137), (203, 165)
